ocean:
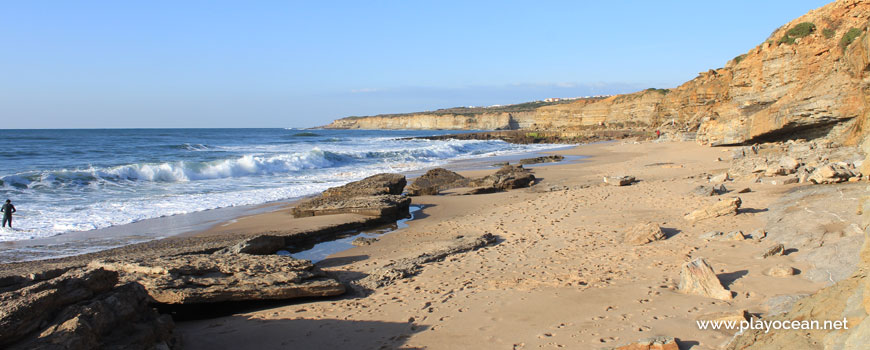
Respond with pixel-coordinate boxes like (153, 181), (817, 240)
(0, 128), (564, 261)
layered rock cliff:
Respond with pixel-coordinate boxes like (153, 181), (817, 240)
(325, 0), (870, 148)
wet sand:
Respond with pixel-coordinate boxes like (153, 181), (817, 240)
(175, 140), (832, 349)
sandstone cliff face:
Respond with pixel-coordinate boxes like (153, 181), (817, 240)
(323, 112), (535, 130)
(325, 1), (870, 147)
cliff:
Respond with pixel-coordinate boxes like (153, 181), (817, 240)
(324, 0), (870, 149)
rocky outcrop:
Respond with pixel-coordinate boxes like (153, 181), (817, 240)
(293, 173), (410, 221)
(623, 223), (666, 245)
(678, 258), (732, 301)
(407, 168), (469, 196)
(684, 197), (742, 222)
(0, 268), (175, 350)
(354, 233), (496, 291)
(215, 235), (286, 255)
(90, 254), (345, 304)
(469, 165), (535, 191)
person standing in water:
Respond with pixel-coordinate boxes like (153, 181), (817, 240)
(1, 199), (15, 228)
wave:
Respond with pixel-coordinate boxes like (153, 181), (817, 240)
(1, 139), (524, 189)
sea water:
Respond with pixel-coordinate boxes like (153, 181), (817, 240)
(0, 128), (563, 259)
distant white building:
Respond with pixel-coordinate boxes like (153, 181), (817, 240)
(543, 98), (561, 102)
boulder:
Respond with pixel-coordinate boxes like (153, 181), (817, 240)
(698, 309), (750, 324)
(215, 235), (286, 255)
(0, 268), (118, 347)
(321, 173), (406, 199)
(518, 155), (564, 165)
(700, 230), (745, 241)
(684, 197), (741, 222)
(623, 223), (666, 245)
(614, 336), (679, 350)
(779, 156), (800, 172)
(678, 258), (732, 300)
(604, 175), (636, 186)
(764, 265), (795, 277)
(808, 163), (858, 184)
(90, 254), (345, 304)
(406, 168), (469, 196)
(470, 165), (535, 190)
(9, 283), (176, 350)
(351, 237), (379, 246)
(293, 194), (411, 221)
(355, 233), (496, 291)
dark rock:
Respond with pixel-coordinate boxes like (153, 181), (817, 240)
(691, 184), (728, 196)
(321, 173), (406, 199)
(518, 155), (564, 165)
(0, 268), (118, 347)
(292, 174), (410, 221)
(467, 187), (501, 195)
(407, 168), (469, 196)
(293, 195), (411, 221)
(470, 165), (535, 190)
(9, 283), (176, 350)
(215, 235), (286, 255)
(90, 254), (345, 304)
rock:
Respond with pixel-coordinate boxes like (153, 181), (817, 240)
(321, 173), (406, 199)
(724, 230), (746, 240)
(467, 187), (501, 195)
(9, 282), (176, 350)
(518, 155), (564, 165)
(779, 156), (800, 172)
(0, 268), (119, 347)
(292, 173), (410, 221)
(759, 244), (785, 258)
(764, 265), (796, 277)
(407, 168), (469, 196)
(691, 184), (727, 196)
(604, 175), (636, 186)
(808, 163), (854, 184)
(351, 237), (379, 246)
(678, 258), (732, 300)
(623, 223), (666, 245)
(90, 254), (345, 304)
(710, 172), (731, 183)
(684, 197), (741, 222)
(749, 229), (767, 240)
(737, 187), (752, 193)
(614, 336), (679, 350)
(293, 194), (411, 221)
(354, 233), (496, 291)
(470, 165), (535, 190)
(215, 235), (286, 255)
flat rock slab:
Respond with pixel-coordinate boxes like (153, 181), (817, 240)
(518, 155), (564, 165)
(678, 257), (732, 300)
(90, 254), (345, 304)
(684, 197), (741, 222)
(354, 233), (496, 291)
(292, 194), (411, 221)
(321, 173), (406, 199)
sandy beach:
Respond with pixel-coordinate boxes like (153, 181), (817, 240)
(167, 140), (854, 349)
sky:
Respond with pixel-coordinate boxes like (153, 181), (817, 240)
(0, 0), (831, 129)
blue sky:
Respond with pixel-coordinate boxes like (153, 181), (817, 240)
(1, 1), (830, 128)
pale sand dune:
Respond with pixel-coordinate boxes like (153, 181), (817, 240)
(177, 141), (825, 349)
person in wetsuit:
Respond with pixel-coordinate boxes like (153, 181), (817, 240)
(2, 199), (15, 228)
